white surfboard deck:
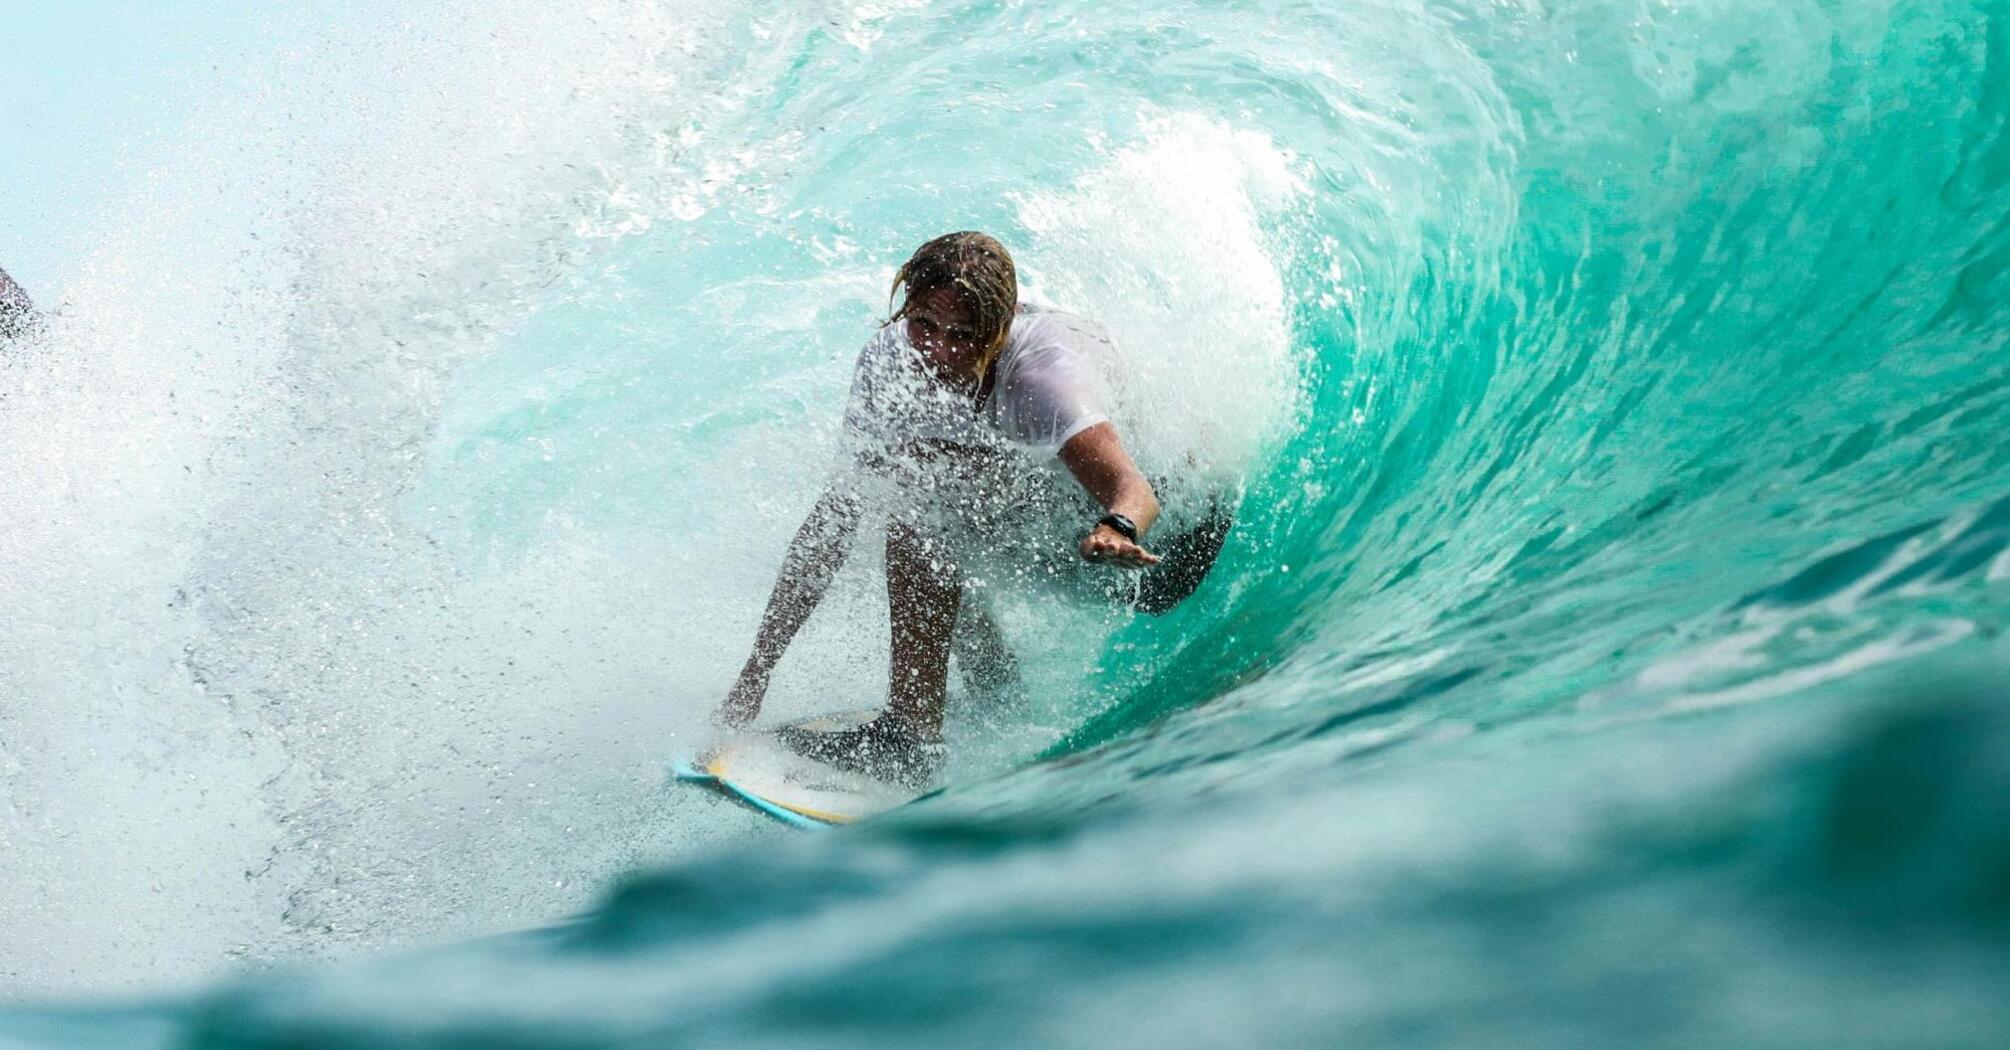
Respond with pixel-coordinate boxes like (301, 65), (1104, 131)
(673, 709), (921, 828)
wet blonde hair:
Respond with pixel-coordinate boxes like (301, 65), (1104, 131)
(887, 231), (1019, 372)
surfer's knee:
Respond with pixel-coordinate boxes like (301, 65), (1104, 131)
(887, 517), (961, 584)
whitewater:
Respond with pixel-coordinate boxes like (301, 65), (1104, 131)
(2, 0), (2006, 1045)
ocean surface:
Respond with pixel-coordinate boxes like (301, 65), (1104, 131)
(3, 0), (2008, 1045)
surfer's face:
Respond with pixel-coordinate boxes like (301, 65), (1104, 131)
(904, 287), (986, 382)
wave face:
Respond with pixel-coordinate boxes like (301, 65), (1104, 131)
(4, 0), (2009, 1044)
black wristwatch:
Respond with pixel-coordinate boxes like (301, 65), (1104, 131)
(1096, 513), (1139, 542)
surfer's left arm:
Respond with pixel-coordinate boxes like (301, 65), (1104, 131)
(717, 483), (864, 728)
(1060, 422), (1161, 568)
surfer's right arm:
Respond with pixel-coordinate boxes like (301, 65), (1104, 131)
(718, 483), (864, 728)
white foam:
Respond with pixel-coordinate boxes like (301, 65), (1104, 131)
(0, 0), (798, 999)
(1013, 111), (1307, 492)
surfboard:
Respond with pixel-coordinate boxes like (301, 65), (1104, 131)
(672, 709), (924, 829)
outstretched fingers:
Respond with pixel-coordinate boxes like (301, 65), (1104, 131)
(1080, 531), (1161, 568)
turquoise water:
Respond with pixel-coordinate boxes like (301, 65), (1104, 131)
(3, 0), (2008, 1044)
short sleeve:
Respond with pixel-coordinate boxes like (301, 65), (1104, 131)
(994, 343), (1113, 456)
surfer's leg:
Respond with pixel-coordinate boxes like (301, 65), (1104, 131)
(774, 516), (959, 788)
(885, 517), (962, 738)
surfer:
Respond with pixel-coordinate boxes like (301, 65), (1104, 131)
(716, 232), (1231, 786)
(0, 265), (34, 342)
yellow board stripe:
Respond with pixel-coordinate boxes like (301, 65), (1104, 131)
(771, 800), (856, 824)
(704, 748), (860, 825)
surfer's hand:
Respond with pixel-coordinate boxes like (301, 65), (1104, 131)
(717, 664), (767, 729)
(1081, 523), (1160, 569)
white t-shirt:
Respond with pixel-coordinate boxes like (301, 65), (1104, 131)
(841, 303), (1118, 466)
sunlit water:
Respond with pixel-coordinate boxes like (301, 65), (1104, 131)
(3, 0), (2007, 1045)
